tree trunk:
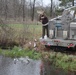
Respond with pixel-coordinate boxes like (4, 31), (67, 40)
(50, 0), (53, 17)
(5, 0), (8, 20)
(31, 0), (36, 21)
(13, 0), (16, 20)
(72, 0), (74, 6)
(22, 0), (25, 21)
(0, 0), (3, 17)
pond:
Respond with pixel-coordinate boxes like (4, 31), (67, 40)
(0, 56), (76, 75)
(0, 56), (41, 75)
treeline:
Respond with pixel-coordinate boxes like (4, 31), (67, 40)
(0, 0), (75, 22)
(0, 0), (58, 22)
(0, 0), (35, 21)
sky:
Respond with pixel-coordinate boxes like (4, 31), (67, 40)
(43, 0), (50, 5)
(43, 0), (59, 5)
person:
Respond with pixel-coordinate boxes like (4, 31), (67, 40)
(38, 11), (49, 39)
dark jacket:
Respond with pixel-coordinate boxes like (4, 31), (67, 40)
(39, 14), (48, 24)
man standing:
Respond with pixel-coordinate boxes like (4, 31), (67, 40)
(38, 11), (49, 39)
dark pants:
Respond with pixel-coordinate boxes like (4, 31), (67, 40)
(42, 25), (49, 38)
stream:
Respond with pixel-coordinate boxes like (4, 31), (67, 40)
(0, 56), (41, 75)
(0, 56), (76, 75)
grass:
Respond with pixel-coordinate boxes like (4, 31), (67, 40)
(55, 54), (76, 71)
(8, 24), (42, 40)
(0, 23), (42, 48)
(0, 46), (41, 60)
(42, 52), (76, 72)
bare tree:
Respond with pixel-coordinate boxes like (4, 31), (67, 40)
(0, 0), (3, 17)
(32, 0), (36, 21)
(22, 0), (26, 21)
(72, 0), (74, 6)
(50, 0), (53, 17)
(4, 0), (8, 20)
(0, 0), (57, 22)
(13, 0), (18, 20)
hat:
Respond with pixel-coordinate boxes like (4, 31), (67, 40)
(37, 10), (44, 14)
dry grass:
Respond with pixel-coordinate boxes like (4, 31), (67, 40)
(0, 23), (42, 49)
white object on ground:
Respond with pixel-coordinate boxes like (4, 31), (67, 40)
(34, 39), (37, 41)
(40, 37), (43, 39)
(29, 42), (32, 45)
(34, 42), (36, 47)
(44, 35), (47, 39)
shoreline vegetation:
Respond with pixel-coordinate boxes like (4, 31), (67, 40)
(0, 46), (76, 72)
